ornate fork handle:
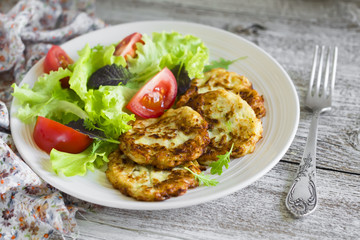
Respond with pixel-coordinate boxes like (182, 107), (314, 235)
(285, 110), (320, 217)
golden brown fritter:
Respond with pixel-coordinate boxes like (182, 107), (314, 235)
(177, 68), (266, 118)
(106, 149), (201, 201)
(119, 106), (210, 169)
(181, 89), (263, 165)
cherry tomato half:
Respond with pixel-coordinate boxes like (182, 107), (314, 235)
(114, 32), (144, 60)
(126, 67), (177, 118)
(33, 116), (93, 154)
(44, 45), (73, 88)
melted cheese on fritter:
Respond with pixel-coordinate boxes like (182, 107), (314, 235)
(106, 150), (201, 201)
(182, 88), (263, 165)
(119, 106), (210, 169)
(134, 124), (195, 148)
(194, 68), (252, 94)
(177, 68), (266, 119)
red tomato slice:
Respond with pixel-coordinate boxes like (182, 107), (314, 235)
(114, 32), (144, 60)
(44, 45), (73, 88)
(126, 67), (177, 118)
(33, 116), (93, 154)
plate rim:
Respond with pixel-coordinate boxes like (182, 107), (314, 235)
(10, 20), (299, 210)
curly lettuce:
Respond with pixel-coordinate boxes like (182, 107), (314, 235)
(127, 31), (209, 87)
(12, 45), (132, 176)
(51, 140), (117, 177)
(85, 85), (136, 139)
(12, 68), (87, 124)
(69, 44), (127, 101)
(12, 31), (210, 177)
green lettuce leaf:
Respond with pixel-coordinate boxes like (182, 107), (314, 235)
(153, 32), (209, 78)
(65, 44), (134, 139)
(12, 68), (87, 123)
(12, 43), (134, 176)
(127, 32), (209, 87)
(126, 34), (162, 87)
(85, 85), (137, 139)
(69, 44), (127, 101)
(50, 140), (117, 177)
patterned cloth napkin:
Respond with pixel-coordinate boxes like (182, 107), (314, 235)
(0, 0), (105, 238)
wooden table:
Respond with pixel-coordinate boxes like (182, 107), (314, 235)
(16, 0), (360, 239)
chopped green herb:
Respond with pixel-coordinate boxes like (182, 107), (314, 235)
(204, 57), (247, 72)
(226, 120), (232, 133)
(209, 143), (234, 175)
(184, 167), (219, 186)
(90, 140), (103, 155)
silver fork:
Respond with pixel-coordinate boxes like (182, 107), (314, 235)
(285, 45), (338, 217)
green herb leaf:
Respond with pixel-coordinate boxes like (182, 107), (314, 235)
(209, 143), (234, 175)
(184, 167), (219, 186)
(204, 57), (247, 72)
(226, 120), (232, 133)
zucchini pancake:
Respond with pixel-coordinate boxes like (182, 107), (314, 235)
(118, 106), (210, 169)
(177, 88), (263, 165)
(106, 68), (266, 201)
(177, 68), (266, 118)
(106, 149), (202, 201)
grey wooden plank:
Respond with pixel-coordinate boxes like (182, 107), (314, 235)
(95, 0), (360, 27)
(50, 161), (359, 240)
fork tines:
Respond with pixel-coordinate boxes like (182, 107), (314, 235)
(308, 45), (338, 98)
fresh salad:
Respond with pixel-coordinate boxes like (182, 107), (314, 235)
(12, 31), (222, 177)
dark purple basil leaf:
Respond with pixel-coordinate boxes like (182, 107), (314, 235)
(87, 64), (132, 89)
(171, 64), (191, 96)
(66, 119), (107, 140)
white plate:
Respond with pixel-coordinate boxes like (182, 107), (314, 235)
(10, 21), (299, 210)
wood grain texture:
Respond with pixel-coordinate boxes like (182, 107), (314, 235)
(33, 0), (360, 239)
(50, 162), (359, 240)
